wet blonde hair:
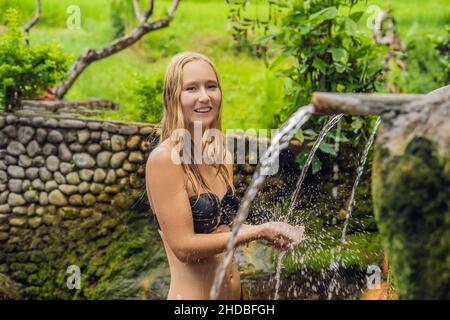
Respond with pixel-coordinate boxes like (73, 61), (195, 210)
(160, 51), (234, 196)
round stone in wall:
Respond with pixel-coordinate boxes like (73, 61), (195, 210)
(119, 125), (138, 135)
(93, 169), (106, 183)
(87, 144), (102, 156)
(39, 167), (52, 182)
(0, 132), (7, 148)
(8, 166), (25, 179)
(46, 155), (60, 172)
(8, 193), (26, 206)
(5, 155), (17, 165)
(31, 116), (44, 127)
(129, 151), (144, 163)
(3, 125), (17, 139)
(79, 169), (94, 181)
(8, 179), (22, 193)
(102, 122), (118, 133)
(18, 154), (32, 168)
(54, 172), (66, 185)
(78, 130), (90, 144)
(110, 152), (128, 169)
(47, 130), (63, 143)
(6, 114), (18, 124)
(36, 128), (47, 144)
(7, 141), (26, 156)
(66, 172), (80, 185)
(33, 156), (45, 167)
(17, 126), (35, 145)
(26, 140), (41, 157)
(111, 135), (126, 151)
(73, 153), (96, 169)
(60, 162), (74, 174)
(39, 192), (48, 205)
(31, 179), (44, 191)
(24, 190), (39, 203)
(59, 184), (78, 195)
(82, 193), (96, 206)
(127, 136), (141, 150)
(43, 143), (57, 156)
(59, 119), (86, 129)
(87, 122), (102, 130)
(25, 167), (39, 180)
(44, 118), (58, 128)
(45, 180), (58, 192)
(78, 181), (90, 193)
(58, 143), (72, 161)
(96, 151), (112, 168)
(48, 189), (67, 206)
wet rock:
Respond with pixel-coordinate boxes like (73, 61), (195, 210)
(110, 152), (128, 169)
(96, 151), (112, 168)
(73, 153), (96, 169)
(8, 166), (25, 179)
(48, 190), (67, 206)
(47, 130), (63, 143)
(59, 119), (86, 129)
(7, 141), (26, 156)
(58, 143), (72, 161)
(17, 126), (34, 145)
(46, 155), (60, 172)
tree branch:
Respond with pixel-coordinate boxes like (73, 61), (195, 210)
(55, 0), (180, 99)
(311, 92), (424, 116)
(23, 0), (41, 46)
(23, 0), (41, 33)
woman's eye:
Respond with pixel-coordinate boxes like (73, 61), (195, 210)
(208, 84), (217, 89)
(186, 87), (196, 91)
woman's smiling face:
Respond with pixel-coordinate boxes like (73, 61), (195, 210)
(180, 59), (222, 129)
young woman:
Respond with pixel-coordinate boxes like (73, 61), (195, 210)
(145, 52), (305, 300)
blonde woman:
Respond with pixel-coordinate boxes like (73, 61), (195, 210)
(145, 52), (305, 300)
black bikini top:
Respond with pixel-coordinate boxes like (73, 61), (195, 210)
(154, 187), (240, 234)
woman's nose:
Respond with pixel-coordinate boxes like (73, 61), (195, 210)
(198, 87), (211, 102)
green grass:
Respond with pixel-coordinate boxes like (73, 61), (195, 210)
(1, 0), (448, 128)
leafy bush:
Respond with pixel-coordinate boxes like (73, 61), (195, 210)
(133, 74), (163, 123)
(0, 8), (70, 110)
(227, 0), (386, 173)
(429, 26), (450, 85)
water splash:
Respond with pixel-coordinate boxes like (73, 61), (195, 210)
(327, 116), (381, 299)
(274, 114), (343, 300)
(209, 105), (314, 300)
(340, 117), (381, 243)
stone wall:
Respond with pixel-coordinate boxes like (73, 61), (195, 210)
(0, 112), (160, 298)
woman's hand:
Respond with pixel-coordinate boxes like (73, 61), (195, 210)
(260, 222), (305, 251)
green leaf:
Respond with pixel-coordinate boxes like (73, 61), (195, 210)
(294, 128), (304, 143)
(310, 7), (338, 23)
(311, 156), (322, 174)
(349, 11), (364, 22)
(303, 129), (318, 137)
(328, 48), (348, 63)
(312, 57), (328, 74)
(319, 142), (337, 156)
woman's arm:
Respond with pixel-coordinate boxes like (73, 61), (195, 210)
(146, 146), (266, 263)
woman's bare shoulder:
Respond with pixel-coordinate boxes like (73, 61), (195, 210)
(146, 138), (180, 169)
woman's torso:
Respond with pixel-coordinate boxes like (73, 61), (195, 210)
(148, 140), (241, 300)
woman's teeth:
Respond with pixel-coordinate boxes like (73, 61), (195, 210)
(194, 107), (212, 113)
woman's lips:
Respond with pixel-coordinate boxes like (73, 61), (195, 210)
(194, 106), (212, 113)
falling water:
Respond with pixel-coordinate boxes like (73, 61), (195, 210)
(340, 117), (381, 243)
(332, 118), (342, 200)
(274, 114), (343, 300)
(209, 105), (314, 300)
(326, 116), (382, 299)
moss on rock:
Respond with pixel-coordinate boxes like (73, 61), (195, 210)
(372, 137), (450, 299)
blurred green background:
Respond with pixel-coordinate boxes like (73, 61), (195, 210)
(0, 0), (449, 129)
